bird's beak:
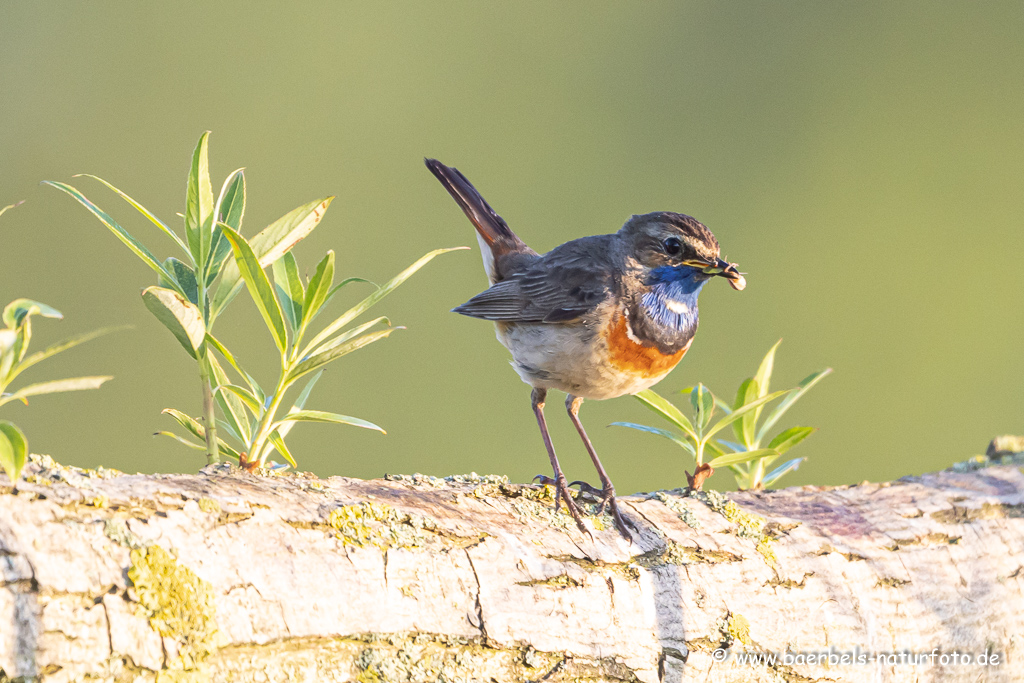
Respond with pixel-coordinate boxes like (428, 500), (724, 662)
(688, 258), (746, 290)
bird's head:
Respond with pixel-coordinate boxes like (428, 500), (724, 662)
(618, 212), (745, 290)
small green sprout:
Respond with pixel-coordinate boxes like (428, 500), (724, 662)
(612, 340), (830, 490)
(157, 226), (465, 470)
(0, 299), (116, 482)
(714, 341), (831, 489)
(45, 132), (330, 465)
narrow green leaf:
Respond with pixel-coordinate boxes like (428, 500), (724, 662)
(736, 378), (760, 447)
(301, 247), (467, 355)
(767, 426), (816, 456)
(267, 430), (298, 467)
(756, 368), (833, 442)
(216, 384), (262, 417)
(703, 390), (789, 440)
(220, 225), (288, 355)
(0, 376), (112, 407)
(703, 439), (726, 458)
(301, 250), (335, 330)
(608, 421), (695, 455)
(217, 419), (243, 445)
(714, 439), (748, 453)
(708, 448), (779, 469)
(153, 431), (207, 452)
(43, 181), (180, 289)
(691, 383), (714, 430)
(208, 168), (245, 280)
(159, 258), (199, 305)
(210, 197), (335, 321)
(303, 317), (389, 359)
(761, 458), (805, 488)
(313, 277), (374, 322)
(0, 329), (18, 382)
(3, 299), (62, 328)
(276, 370), (323, 440)
(204, 333), (265, 404)
(754, 340), (782, 398)
(10, 319), (31, 369)
(271, 410), (385, 434)
(160, 408), (240, 459)
(0, 420), (28, 482)
(0, 201), (24, 219)
(142, 286), (206, 359)
(751, 340), (782, 432)
(634, 389), (698, 441)
(272, 252), (304, 333)
(289, 327), (399, 383)
(14, 326), (125, 383)
(208, 353), (252, 443)
(74, 174), (190, 256)
(185, 131), (214, 268)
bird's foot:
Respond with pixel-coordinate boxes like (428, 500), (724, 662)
(569, 480), (633, 543)
(532, 474), (588, 534)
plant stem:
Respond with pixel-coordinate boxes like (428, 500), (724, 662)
(249, 370), (290, 468)
(198, 352), (219, 465)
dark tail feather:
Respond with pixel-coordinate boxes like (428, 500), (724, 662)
(424, 158), (528, 251)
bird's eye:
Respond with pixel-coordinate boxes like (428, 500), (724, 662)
(662, 236), (682, 256)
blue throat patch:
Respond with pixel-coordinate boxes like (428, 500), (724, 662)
(640, 266), (706, 332)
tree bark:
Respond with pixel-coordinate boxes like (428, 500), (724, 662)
(1, 454), (1022, 683)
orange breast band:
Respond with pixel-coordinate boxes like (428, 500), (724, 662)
(603, 313), (691, 377)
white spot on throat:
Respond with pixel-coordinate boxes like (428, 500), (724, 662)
(664, 298), (692, 314)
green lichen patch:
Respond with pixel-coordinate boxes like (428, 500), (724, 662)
(498, 483), (615, 533)
(547, 554), (642, 581)
(516, 573), (583, 589)
(876, 576), (911, 588)
(653, 491), (701, 528)
(104, 518), (145, 550)
(951, 450), (1024, 473)
(637, 541), (741, 568)
(384, 472), (510, 489)
(128, 544), (218, 669)
(197, 497), (221, 514)
(20, 453), (124, 487)
(725, 613), (752, 646)
(756, 538), (779, 572)
(328, 502), (436, 550)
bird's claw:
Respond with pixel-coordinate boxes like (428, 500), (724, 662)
(568, 480), (633, 542)
(533, 474), (588, 534)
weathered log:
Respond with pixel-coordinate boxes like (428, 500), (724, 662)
(1, 453), (1022, 682)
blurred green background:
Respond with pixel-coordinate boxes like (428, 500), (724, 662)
(1, 2), (1022, 493)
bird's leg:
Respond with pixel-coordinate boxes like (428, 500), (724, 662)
(530, 388), (587, 533)
(565, 395), (632, 540)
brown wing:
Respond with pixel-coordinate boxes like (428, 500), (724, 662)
(452, 235), (617, 323)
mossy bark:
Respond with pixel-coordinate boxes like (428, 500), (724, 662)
(1, 456), (1023, 682)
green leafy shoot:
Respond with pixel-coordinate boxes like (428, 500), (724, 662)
(718, 341), (831, 489)
(0, 299), (118, 482)
(44, 132), (333, 465)
(611, 340), (831, 490)
(612, 381), (787, 490)
(158, 230), (466, 470)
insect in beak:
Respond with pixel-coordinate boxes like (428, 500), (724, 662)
(693, 258), (746, 290)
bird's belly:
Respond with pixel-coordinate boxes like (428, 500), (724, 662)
(495, 315), (690, 400)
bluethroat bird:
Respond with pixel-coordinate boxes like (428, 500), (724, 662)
(426, 159), (745, 540)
